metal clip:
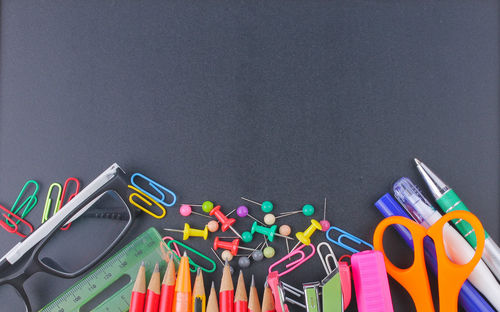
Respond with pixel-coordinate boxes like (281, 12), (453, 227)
(325, 226), (374, 253)
(303, 282), (321, 312)
(317, 241), (338, 275)
(131, 173), (176, 207)
(268, 243), (316, 277)
(6, 180), (39, 227)
(42, 183), (62, 224)
(0, 204), (33, 238)
(165, 239), (216, 273)
(128, 185), (166, 219)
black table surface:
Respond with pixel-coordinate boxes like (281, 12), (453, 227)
(0, 1), (498, 311)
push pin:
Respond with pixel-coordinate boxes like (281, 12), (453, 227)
(263, 246), (276, 258)
(277, 204), (315, 218)
(279, 225), (292, 254)
(211, 248), (234, 274)
(320, 198), (331, 231)
(251, 222), (293, 243)
(209, 205), (242, 239)
(182, 201), (214, 213)
(207, 220), (219, 233)
(179, 204), (213, 219)
(221, 250), (234, 262)
(236, 205), (266, 226)
(238, 242), (264, 268)
(241, 197), (274, 213)
(213, 237), (256, 256)
(164, 223), (209, 240)
(263, 213), (276, 225)
(291, 219), (322, 251)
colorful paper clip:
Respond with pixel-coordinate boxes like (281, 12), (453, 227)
(128, 185), (166, 219)
(317, 242), (343, 312)
(130, 173), (177, 207)
(0, 204), (34, 238)
(163, 236), (181, 257)
(325, 226), (374, 253)
(268, 243), (316, 277)
(7, 180), (39, 227)
(165, 239), (216, 273)
(58, 178), (81, 230)
(41, 183), (62, 223)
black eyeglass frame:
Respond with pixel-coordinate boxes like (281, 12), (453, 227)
(0, 167), (137, 312)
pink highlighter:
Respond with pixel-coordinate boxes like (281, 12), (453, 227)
(351, 250), (394, 312)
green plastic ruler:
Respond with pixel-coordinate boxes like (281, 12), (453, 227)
(40, 228), (171, 312)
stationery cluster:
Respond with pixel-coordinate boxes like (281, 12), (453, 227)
(0, 159), (498, 312)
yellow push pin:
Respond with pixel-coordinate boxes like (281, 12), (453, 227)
(164, 223), (209, 240)
(291, 219), (321, 251)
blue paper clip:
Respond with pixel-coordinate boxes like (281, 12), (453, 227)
(7, 180), (39, 226)
(130, 173), (176, 207)
(165, 239), (216, 273)
(325, 226), (374, 253)
(42, 183), (62, 224)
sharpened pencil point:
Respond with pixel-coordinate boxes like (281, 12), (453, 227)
(153, 262), (159, 272)
(251, 274), (255, 287)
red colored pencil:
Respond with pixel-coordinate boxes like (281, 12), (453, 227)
(130, 262), (146, 312)
(219, 260), (234, 312)
(234, 271), (248, 312)
(145, 263), (161, 312)
(159, 255), (176, 312)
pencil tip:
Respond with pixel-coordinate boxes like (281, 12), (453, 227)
(251, 274), (255, 287)
(154, 263), (159, 272)
(224, 259), (229, 266)
(196, 267), (201, 276)
(141, 261), (145, 266)
(183, 251), (188, 257)
(211, 281), (215, 289)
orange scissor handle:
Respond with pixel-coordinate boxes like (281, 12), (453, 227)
(373, 210), (485, 312)
(429, 210), (484, 312)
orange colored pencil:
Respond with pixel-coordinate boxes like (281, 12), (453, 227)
(207, 282), (219, 312)
(173, 251), (192, 312)
(247, 275), (260, 312)
(261, 283), (275, 312)
(219, 260), (234, 312)
(145, 263), (161, 312)
(159, 255), (176, 312)
(130, 262), (146, 312)
(234, 271), (248, 312)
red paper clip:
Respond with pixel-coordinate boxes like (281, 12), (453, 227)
(59, 177), (81, 231)
(0, 204), (33, 238)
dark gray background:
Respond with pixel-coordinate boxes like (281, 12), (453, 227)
(0, 1), (498, 311)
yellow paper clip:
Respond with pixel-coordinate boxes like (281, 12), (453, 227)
(41, 183), (62, 224)
(128, 185), (166, 219)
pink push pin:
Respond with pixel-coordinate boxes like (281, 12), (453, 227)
(179, 204), (213, 219)
(320, 197), (331, 231)
(236, 205), (266, 226)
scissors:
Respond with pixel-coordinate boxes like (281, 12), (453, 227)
(373, 210), (485, 312)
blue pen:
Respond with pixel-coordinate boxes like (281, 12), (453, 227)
(374, 193), (495, 312)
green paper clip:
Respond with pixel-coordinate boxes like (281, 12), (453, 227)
(41, 183), (62, 223)
(166, 239), (216, 273)
(7, 180), (39, 226)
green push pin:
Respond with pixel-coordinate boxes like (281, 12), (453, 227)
(250, 221), (292, 243)
(263, 246), (276, 258)
(241, 197), (274, 213)
(242, 231), (254, 243)
(277, 204), (315, 220)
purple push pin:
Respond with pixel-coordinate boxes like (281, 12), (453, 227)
(320, 198), (331, 231)
(236, 205), (266, 226)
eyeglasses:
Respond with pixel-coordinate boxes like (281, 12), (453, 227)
(0, 164), (137, 312)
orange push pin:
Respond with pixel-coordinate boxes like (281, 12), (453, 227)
(291, 219), (322, 251)
(164, 223), (209, 240)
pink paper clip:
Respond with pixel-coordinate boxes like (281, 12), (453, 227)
(0, 204), (34, 238)
(59, 177), (81, 231)
(162, 236), (181, 257)
(268, 243), (316, 277)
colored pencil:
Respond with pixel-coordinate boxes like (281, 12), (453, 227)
(219, 260), (234, 312)
(234, 271), (248, 312)
(261, 283), (275, 312)
(247, 275), (261, 312)
(173, 251), (192, 312)
(159, 255), (176, 312)
(207, 282), (219, 312)
(193, 268), (206, 312)
(145, 263), (161, 312)
(130, 261), (146, 312)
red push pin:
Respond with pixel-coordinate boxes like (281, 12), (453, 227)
(213, 237), (255, 256)
(209, 205), (242, 239)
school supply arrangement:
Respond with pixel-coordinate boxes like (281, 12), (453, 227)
(0, 158), (498, 312)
